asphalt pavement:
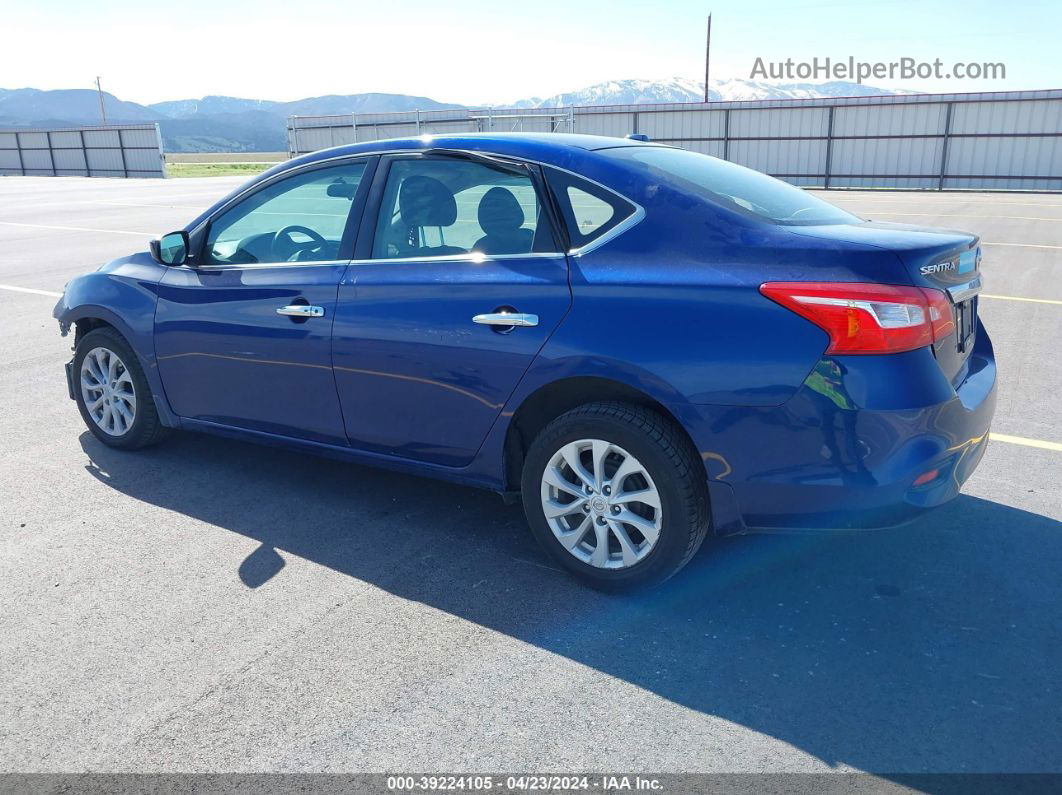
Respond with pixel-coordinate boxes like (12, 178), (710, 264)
(0, 175), (1059, 775)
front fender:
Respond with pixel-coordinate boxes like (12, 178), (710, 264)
(53, 253), (179, 427)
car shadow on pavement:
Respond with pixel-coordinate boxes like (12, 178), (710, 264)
(81, 431), (1061, 774)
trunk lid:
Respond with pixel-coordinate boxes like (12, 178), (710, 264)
(789, 221), (982, 384)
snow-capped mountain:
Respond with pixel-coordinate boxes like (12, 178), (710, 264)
(2, 78), (919, 153)
(513, 77), (915, 108)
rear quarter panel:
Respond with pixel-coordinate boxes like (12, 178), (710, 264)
(540, 173), (914, 408)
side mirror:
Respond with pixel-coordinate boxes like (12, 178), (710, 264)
(151, 231), (189, 266)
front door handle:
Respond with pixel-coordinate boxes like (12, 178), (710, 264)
(472, 312), (538, 328)
(277, 304), (325, 318)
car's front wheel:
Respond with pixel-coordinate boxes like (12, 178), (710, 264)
(521, 402), (710, 590)
(73, 327), (167, 450)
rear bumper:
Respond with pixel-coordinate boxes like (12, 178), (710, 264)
(683, 322), (997, 532)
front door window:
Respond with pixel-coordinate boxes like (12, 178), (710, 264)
(204, 163), (367, 265)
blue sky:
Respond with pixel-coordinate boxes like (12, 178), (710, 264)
(4, 0), (1060, 104)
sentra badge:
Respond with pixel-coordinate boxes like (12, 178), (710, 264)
(921, 260), (958, 275)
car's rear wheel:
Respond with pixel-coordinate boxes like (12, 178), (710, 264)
(73, 327), (167, 450)
(521, 402), (710, 590)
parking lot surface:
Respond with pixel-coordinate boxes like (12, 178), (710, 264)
(1, 176), (1060, 775)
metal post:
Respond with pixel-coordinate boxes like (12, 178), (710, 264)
(938, 102), (954, 191)
(14, 131), (25, 176)
(351, 112), (357, 144)
(723, 108), (731, 161)
(45, 131), (56, 176)
(78, 129), (89, 177)
(633, 111), (640, 136)
(415, 109), (421, 134)
(117, 129), (128, 178)
(154, 123), (166, 178)
(703, 14), (712, 103)
(95, 76), (108, 125)
(824, 105), (835, 189)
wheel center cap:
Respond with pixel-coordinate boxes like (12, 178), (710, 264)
(591, 496), (608, 513)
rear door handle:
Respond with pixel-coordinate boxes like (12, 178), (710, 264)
(472, 312), (538, 327)
(277, 304), (325, 318)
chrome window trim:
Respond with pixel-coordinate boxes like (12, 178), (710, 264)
(185, 147), (646, 259)
(189, 259), (351, 272)
(347, 251), (566, 266)
(181, 252), (568, 272)
(567, 205), (646, 257)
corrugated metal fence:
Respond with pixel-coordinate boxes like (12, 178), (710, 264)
(288, 89), (1062, 191)
(0, 123), (166, 178)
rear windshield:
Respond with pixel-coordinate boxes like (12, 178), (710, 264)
(603, 146), (859, 226)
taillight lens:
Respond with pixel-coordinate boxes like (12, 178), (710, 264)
(759, 282), (955, 354)
(923, 288), (956, 341)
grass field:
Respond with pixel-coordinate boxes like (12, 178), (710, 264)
(166, 162), (275, 178)
(165, 152), (287, 164)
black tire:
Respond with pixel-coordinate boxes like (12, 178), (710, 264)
(521, 402), (710, 591)
(73, 327), (168, 450)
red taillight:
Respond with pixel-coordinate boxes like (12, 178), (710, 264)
(759, 282), (955, 355)
(923, 288), (956, 341)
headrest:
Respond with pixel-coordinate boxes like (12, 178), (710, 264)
(477, 187), (524, 236)
(399, 176), (457, 227)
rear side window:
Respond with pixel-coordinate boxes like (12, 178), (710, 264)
(566, 185), (619, 237)
(545, 169), (636, 251)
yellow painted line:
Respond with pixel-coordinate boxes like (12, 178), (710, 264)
(990, 433), (1062, 452)
(0, 284), (62, 298)
(864, 212), (1062, 222)
(821, 197), (1062, 209)
(981, 242), (1062, 250)
(0, 221), (157, 236)
(981, 294), (1062, 305)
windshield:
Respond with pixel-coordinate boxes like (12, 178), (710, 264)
(604, 146), (859, 226)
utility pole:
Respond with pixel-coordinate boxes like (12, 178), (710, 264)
(95, 76), (108, 125)
(703, 14), (712, 103)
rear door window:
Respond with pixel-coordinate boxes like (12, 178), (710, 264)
(371, 156), (557, 259)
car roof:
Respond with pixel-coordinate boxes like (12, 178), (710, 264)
(184, 134), (662, 232)
(289, 132), (661, 169)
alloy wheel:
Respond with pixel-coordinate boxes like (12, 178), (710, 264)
(540, 438), (663, 569)
(80, 346), (137, 437)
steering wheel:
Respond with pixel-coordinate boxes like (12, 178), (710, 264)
(272, 225), (329, 261)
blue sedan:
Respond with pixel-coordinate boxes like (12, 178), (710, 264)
(54, 133), (995, 589)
